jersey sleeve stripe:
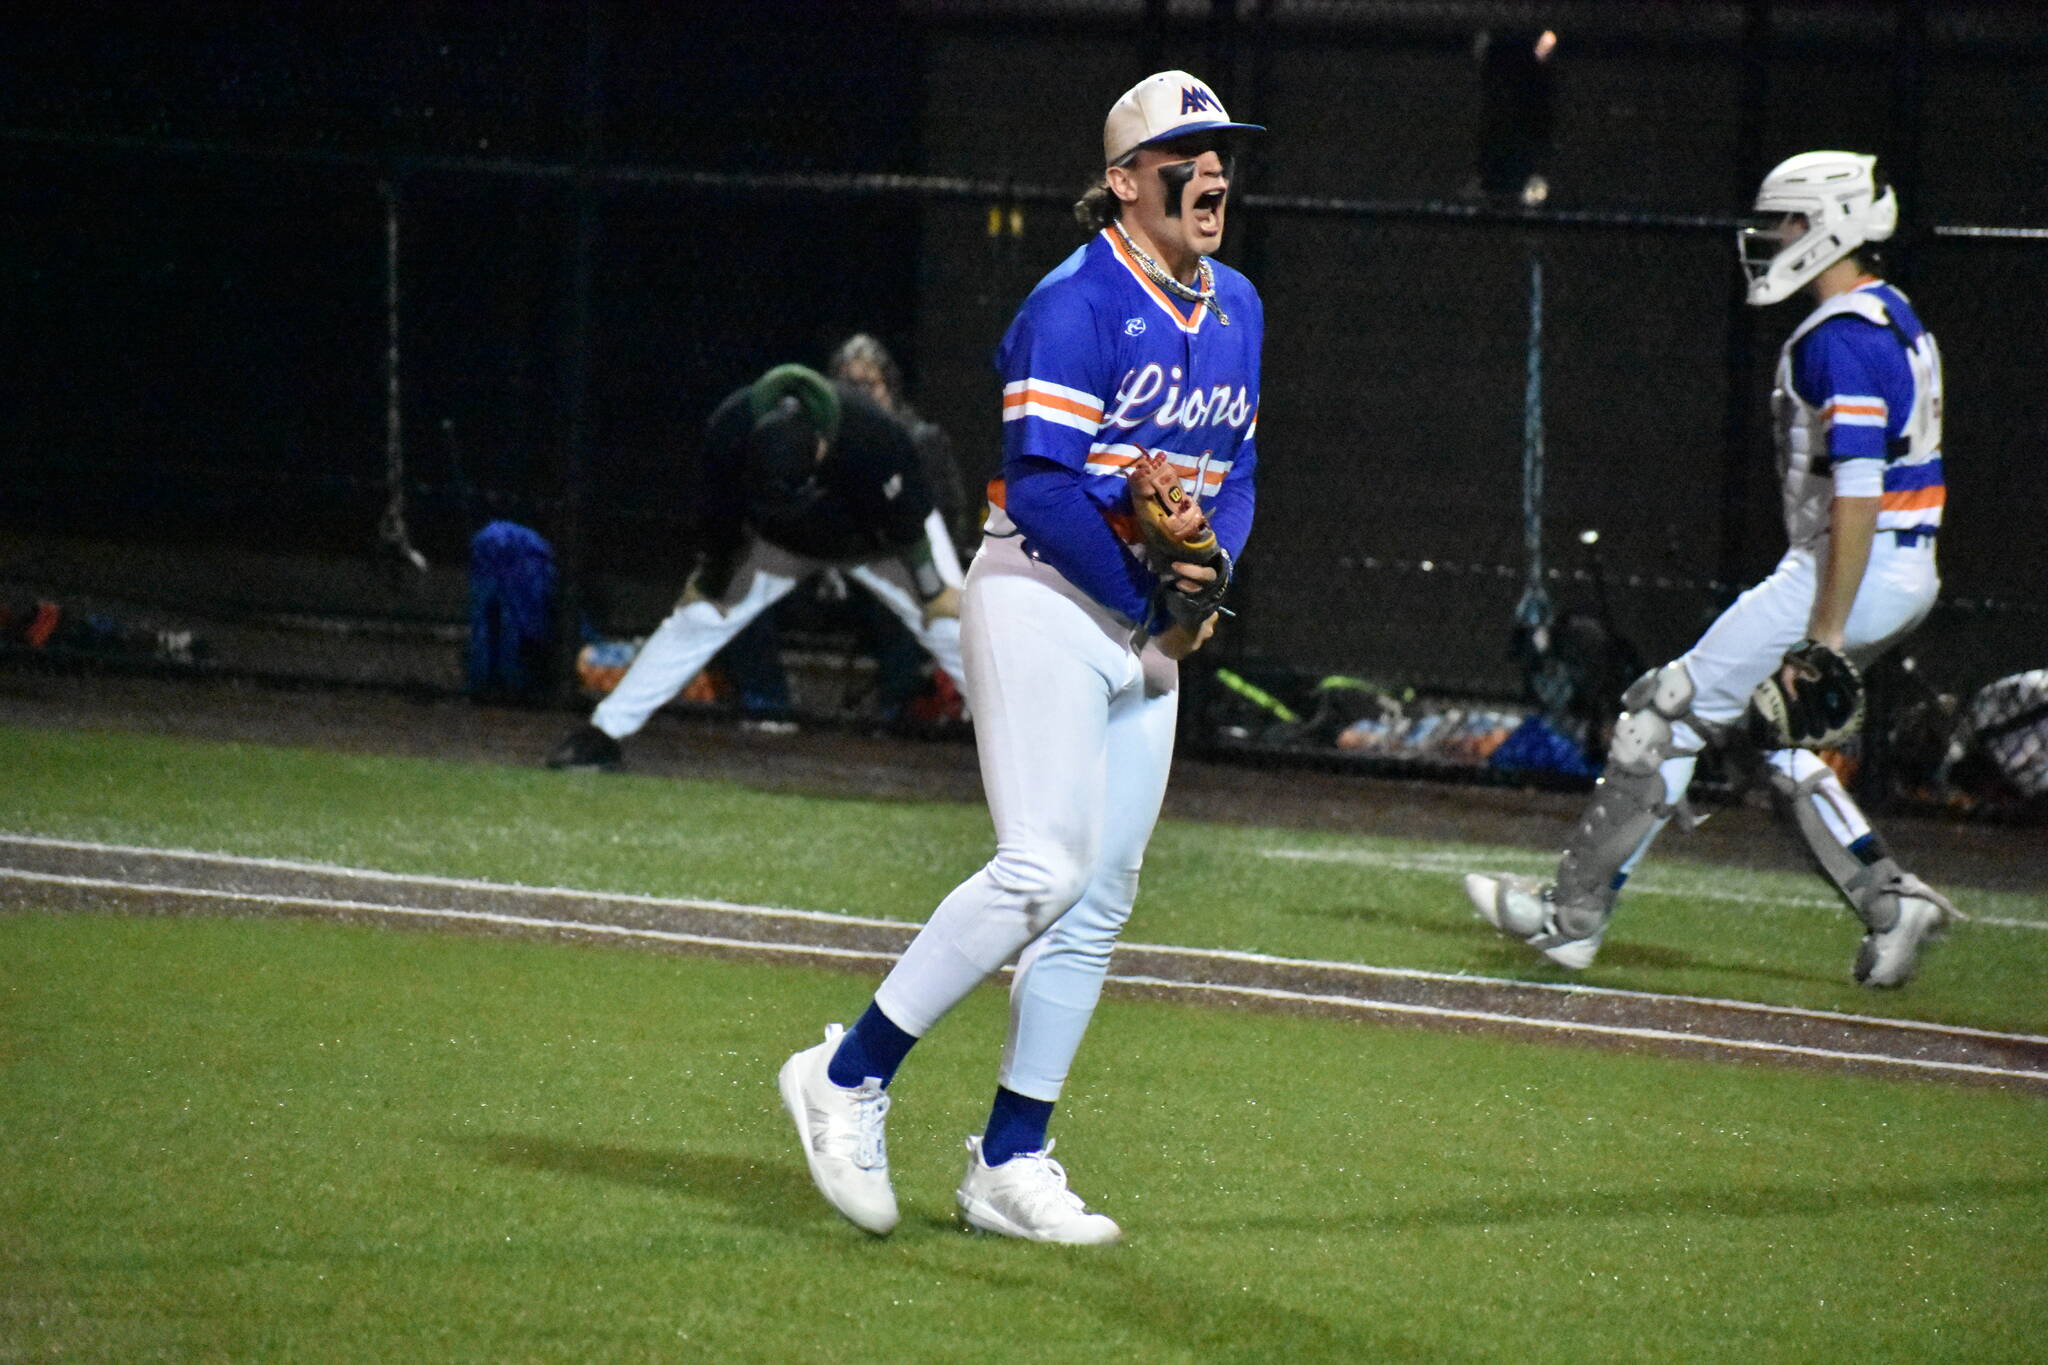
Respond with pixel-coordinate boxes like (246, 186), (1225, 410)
(1003, 377), (1104, 411)
(1005, 401), (1103, 435)
(1002, 387), (1104, 426)
(1002, 386), (1103, 420)
(1003, 381), (1106, 433)
(1821, 398), (1888, 427)
(1083, 451), (1142, 473)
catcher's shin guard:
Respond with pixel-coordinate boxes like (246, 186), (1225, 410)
(1550, 663), (1698, 940)
(1757, 754), (1958, 936)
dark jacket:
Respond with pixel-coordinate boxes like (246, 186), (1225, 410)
(692, 383), (935, 573)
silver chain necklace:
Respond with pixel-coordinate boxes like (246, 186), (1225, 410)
(1112, 219), (1227, 325)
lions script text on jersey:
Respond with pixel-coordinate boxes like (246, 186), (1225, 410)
(996, 226), (1263, 624)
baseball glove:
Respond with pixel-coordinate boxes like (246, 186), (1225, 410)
(1748, 639), (1866, 750)
(1126, 454), (1230, 626)
(1126, 453), (1217, 562)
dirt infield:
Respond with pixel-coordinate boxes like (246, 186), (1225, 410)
(6, 666), (2047, 1093)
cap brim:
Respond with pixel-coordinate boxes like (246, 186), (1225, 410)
(1136, 120), (1264, 151)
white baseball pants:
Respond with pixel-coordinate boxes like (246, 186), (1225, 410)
(874, 532), (1181, 1101)
(1627, 535), (1938, 868)
(591, 513), (966, 740)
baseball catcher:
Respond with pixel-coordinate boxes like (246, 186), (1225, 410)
(1463, 150), (1960, 988)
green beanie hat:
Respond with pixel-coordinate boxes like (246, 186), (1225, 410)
(748, 364), (841, 446)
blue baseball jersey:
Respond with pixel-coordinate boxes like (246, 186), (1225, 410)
(1779, 279), (1945, 546)
(995, 227), (1263, 622)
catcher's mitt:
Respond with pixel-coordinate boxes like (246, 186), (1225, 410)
(1748, 639), (1865, 750)
(1126, 454), (1230, 626)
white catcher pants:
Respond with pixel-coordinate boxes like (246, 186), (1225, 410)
(591, 511), (966, 739)
(873, 531), (1181, 1102)
(1627, 534), (1938, 868)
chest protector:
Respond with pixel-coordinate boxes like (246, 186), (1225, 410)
(1772, 287), (1943, 549)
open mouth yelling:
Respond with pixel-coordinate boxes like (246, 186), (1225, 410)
(1192, 187), (1226, 236)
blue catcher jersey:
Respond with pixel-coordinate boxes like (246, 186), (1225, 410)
(996, 228), (1263, 549)
(1776, 279), (1945, 549)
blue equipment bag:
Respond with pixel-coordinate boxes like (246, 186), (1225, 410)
(467, 521), (557, 701)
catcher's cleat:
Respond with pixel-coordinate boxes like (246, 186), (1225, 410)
(1463, 873), (1604, 970)
(955, 1137), (1120, 1245)
(779, 1024), (898, 1236)
(1855, 879), (1962, 988)
(546, 723), (623, 771)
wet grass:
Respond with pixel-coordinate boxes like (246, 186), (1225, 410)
(3, 724), (2044, 1034)
(4, 910), (2045, 1363)
(4, 721), (2046, 1359)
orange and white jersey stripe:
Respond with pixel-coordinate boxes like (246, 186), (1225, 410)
(1878, 445), (1945, 533)
(1002, 378), (1104, 436)
(991, 225), (1262, 623)
(1083, 442), (1232, 497)
(1820, 395), (1888, 431)
(1774, 280), (1945, 549)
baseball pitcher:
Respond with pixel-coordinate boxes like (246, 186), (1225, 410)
(778, 71), (1264, 1242)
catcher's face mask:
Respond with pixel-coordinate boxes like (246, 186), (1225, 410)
(1738, 150), (1897, 306)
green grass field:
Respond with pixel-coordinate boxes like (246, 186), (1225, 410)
(4, 723), (2046, 1361)
(5, 725), (2045, 1032)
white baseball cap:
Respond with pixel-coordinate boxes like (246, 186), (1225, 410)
(1102, 70), (1263, 167)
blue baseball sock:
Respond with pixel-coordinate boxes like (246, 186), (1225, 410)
(980, 1086), (1055, 1167)
(826, 1002), (917, 1089)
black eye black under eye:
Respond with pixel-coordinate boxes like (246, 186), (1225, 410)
(1160, 156), (1234, 186)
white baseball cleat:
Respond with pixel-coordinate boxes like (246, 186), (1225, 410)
(1855, 879), (1962, 988)
(1463, 872), (1604, 970)
(778, 1024), (898, 1235)
(955, 1137), (1121, 1245)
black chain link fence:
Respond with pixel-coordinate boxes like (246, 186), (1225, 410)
(5, 1), (2044, 807)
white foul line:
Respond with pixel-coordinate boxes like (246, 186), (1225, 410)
(1258, 844), (2048, 933)
(0, 833), (914, 929)
(5, 866), (2043, 1087)
(4, 832), (2042, 1048)
(1121, 940), (2048, 1046)
(1106, 974), (2048, 1084)
(0, 869), (903, 965)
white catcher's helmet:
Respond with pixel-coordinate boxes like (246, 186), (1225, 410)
(1739, 151), (1898, 306)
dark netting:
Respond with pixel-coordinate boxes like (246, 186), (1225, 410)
(3, 1), (2044, 806)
